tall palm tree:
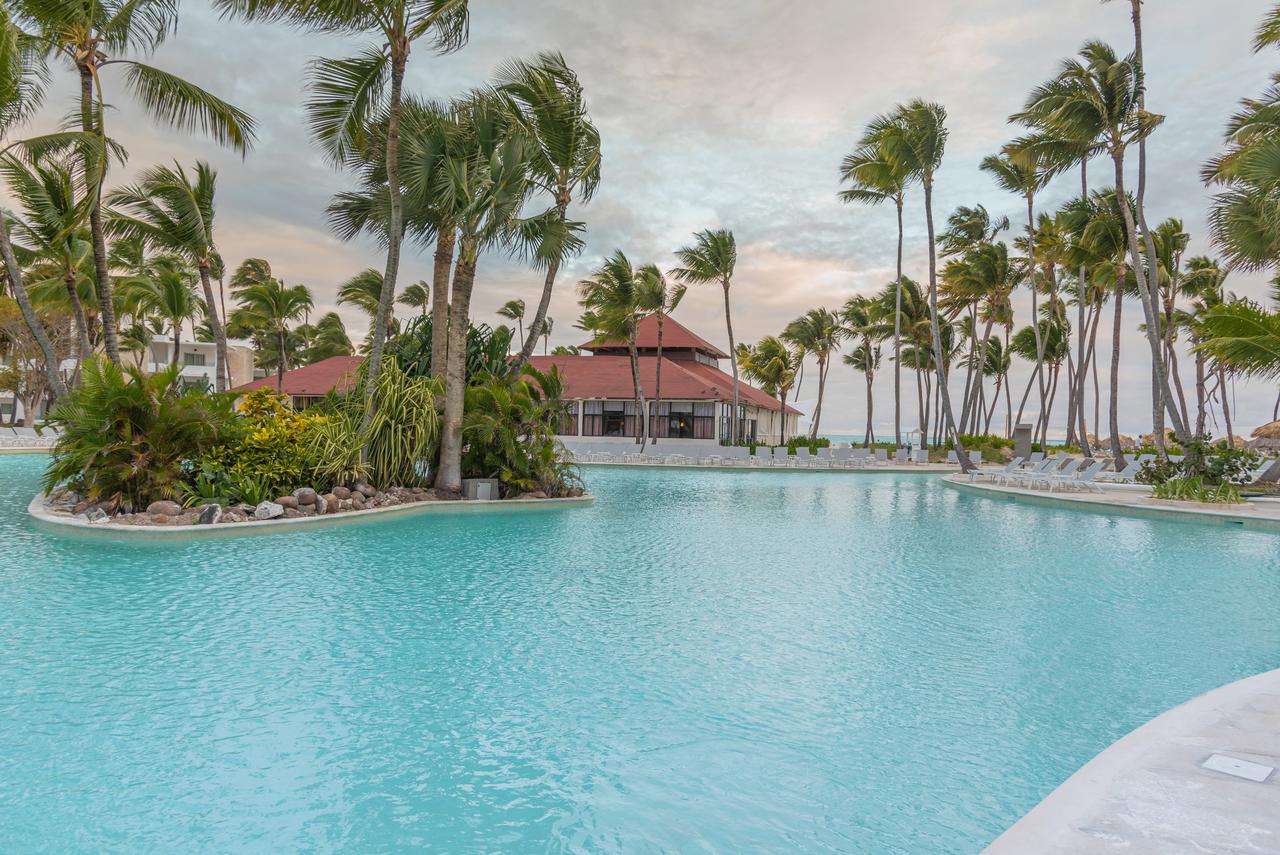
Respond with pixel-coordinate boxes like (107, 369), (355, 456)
(497, 297), (526, 349)
(941, 239), (1016, 436)
(232, 277), (313, 393)
(16, 0), (256, 366)
(303, 311), (353, 362)
(783, 308), (847, 440)
(498, 52), (601, 375)
(216, 0), (469, 405)
(578, 250), (647, 450)
(636, 264), (685, 445)
(842, 295), (883, 447)
(397, 280), (430, 317)
(541, 316), (554, 355)
(106, 161), (231, 391)
(1, 155), (94, 360)
(119, 258), (201, 368)
(673, 228), (740, 443)
(1180, 256), (1230, 434)
(338, 268), (397, 341)
(738, 335), (799, 444)
(839, 131), (914, 445)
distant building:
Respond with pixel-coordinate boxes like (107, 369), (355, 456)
(230, 355), (363, 409)
(528, 315), (801, 447)
(145, 338), (257, 391)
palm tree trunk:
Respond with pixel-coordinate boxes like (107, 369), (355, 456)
(1194, 348), (1206, 435)
(363, 42), (409, 434)
(924, 177), (969, 469)
(864, 368), (874, 446)
(1220, 366), (1234, 446)
(0, 218), (67, 400)
(63, 271), (92, 361)
(916, 366), (926, 449)
(722, 278), (739, 444)
(78, 63), (119, 365)
(276, 327), (286, 394)
(810, 355), (828, 440)
(653, 311), (664, 444)
(198, 262), (229, 392)
(430, 228), (455, 380)
(510, 194), (570, 376)
(627, 336), (647, 452)
(1109, 270), (1124, 466)
(438, 242), (477, 493)
(893, 196), (904, 446)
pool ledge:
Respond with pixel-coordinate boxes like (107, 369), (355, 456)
(943, 473), (1280, 530)
(984, 667), (1280, 854)
(28, 491), (594, 540)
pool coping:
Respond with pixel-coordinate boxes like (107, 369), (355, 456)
(28, 491), (594, 540)
(580, 460), (955, 474)
(984, 667), (1280, 854)
(943, 473), (1280, 531)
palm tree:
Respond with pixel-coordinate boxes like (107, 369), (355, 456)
(1180, 256), (1230, 432)
(0, 155), (94, 360)
(783, 308), (847, 440)
(635, 264), (685, 445)
(578, 250), (647, 450)
(397, 280), (430, 317)
(16, 0), (256, 366)
(232, 277), (313, 393)
(303, 311), (353, 362)
(499, 52), (601, 375)
(838, 297), (882, 447)
(338, 268), (397, 341)
(497, 298), (526, 349)
(216, 0), (469, 406)
(839, 130), (914, 445)
(541, 316), (554, 355)
(738, 336), (799, 444)
(941, 239), (1016, 436)
(673, 228), (740, 443)
(119, 258), (201, 368)
(106, 161), (231, 391)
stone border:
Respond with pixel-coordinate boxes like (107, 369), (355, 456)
(580, 460), (955, 474)
(943, 473), (1280, 531)
(28, 491), (594, 541)
(984, 667), (1280, 854)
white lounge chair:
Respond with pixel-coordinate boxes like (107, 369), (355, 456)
(851, 448), (870, 466)
(814, 447), (833, 468)
(1055, 459), (1107, 492)
(975, 456), (1024, 482)
(1097, 460), (1140, 483)
(873, 448), (888, 464)
(1040, 458), (1083, 490)
(912, 448), (928, 464)
(752, 447), (772, 466)
(894, 448), (908, 464)
(999, 457), (1057, 486)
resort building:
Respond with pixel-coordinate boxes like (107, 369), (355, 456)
(528, 316), (800, 448)
(230, 355), (363, 409)
(144, 339), (257, 391)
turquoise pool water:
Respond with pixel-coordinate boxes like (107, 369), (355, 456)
(1, 454), (1278, 853)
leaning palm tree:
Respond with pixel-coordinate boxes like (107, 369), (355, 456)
(106, 161), (231, 390)
(540, 316), (554, 355)
(397, 280), (430, 317)
(843, 343), (881, 447)
(578, 250), (647, 450)
(16, 0), (256, 366)
(232, 277), (313, 393)
(635, 264), (685, 445)
(783, 308), (847, 440)
(839, 130), (914, 445)
(304, 311), (353, 362)
(215, 0), (469, 406)
(498, 52), (601, 375)
(673, 228), (740, 443)
(497, 298), (526, 349)
(119, 258), (202, 367)
(338, 268), (397, 342)
(738, 335), (799, 444)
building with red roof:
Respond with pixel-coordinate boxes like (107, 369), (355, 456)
(529, 315), (800, 446)
(230, 355), (363, 409)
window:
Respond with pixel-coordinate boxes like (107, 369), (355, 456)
(651, 401), (696, 439)
(182, 352), (206, 366)
(582, 400), (603, 436)
(0, 399), (13, 417)
(693, 402), (715, 440)
(694, 351), (718, 367)
(603, 401), (626, 437)
(557, 400), (579, 436)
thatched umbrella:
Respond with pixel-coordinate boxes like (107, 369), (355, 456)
(1249, 420), (1280, 451)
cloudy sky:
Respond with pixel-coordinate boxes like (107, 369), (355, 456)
(15, 0), (1280, 437)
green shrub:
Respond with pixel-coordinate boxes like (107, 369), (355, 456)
(1137, 434), (1261, 488)
(202, 388), (328, 500)
(42, 357), (238, 509)
(1151, 475), (1243, 504)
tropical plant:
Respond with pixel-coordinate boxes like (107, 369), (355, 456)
(397, 280), (430, 316)
(635, 264), (685, 444)
(388, 313), (513, 383)
(304, 311), (354, 362)
(737, 335), (800, 443)
(673, 228), (739, 442)
(231, 277), (313, 392)
(42, 357), (237, 509)
(783, 308), (847, 440)
(117, 257), (202, 366)
(497, 297), (526, 348)
(338, 267), (398, 344)
(578, 250), (648, 449)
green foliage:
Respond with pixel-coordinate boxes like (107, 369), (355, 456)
(387, 314), (513, 382)
(1151, 476), (1243, 504)
(1137, 435), (1262, 487)
(202, 388), (327, 500)
(780, 436), (832, 454)
(42, 357), (237, 509)
(461, 365), (580, 496)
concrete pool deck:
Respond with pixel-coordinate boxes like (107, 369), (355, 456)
(944, 473), (1280, 530)
(985, 668), (1280, 854)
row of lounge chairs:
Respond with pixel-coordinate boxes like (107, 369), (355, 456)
(971, 451), (1275, 493)
(0, 426), (59, 448)
(567, 443), (935, 469)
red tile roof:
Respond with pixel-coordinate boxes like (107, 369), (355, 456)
(231, 355), (364, 397)
(580, 315), (730, 359)
(528, 354), (801, 414)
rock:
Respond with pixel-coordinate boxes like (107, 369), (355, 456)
(410, 486), (426, 495)
(320, 494), (336, 514)
(332, 486), (351, 500)
(275, 495), (299, 510)
(78, 507), (109, 524)
(350, 495), (366, 511)
(151, 513), (172, 525)
(530, 490), (548, 499)
(93, 497), (120, 516)
(567, 487), (584, 497)
(221, 509), (247, 524)
(146, 500), (182, 517)
(72, 500), (91, 515)
(197, 504), (223, 525)
(254, 501), (284, 520)
(283, 507), (302, 519)
(299, 506), (316, 516)
(49, 488), (82, 509)
(293, 487), (317, 506)
(176, 512), (199, 525)
(338, 498), (353, 511)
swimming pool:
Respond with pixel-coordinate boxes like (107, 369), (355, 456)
(1, 454), (1277, 853)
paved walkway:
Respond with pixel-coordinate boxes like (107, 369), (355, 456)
(985, 668), (1280, 854)
(946, 473), (1280, 530)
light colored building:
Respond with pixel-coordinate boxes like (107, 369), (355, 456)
(528, 315), (801, 449)
(145, 338), (256, 391)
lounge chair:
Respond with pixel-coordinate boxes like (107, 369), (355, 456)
(831, 447), (853, 468)
(851, 448), (870, 466)
(999, 457), (1057, 486)
(1097, 460), (1140, 483)
(814, 447), (833, 468)
(975, 456), (1023, 482)
(1055, 459), (1107, 492)
(1028, 451), (1045, 463)
(894, 448), (908, 464)
(946, 450), (958, 464)
(873, 448), (888, 464)
(752, 447), (772, 466)
(1039, 458), (1083, 490)
(912, 448), (928, 464)
(795, 447), (812, 468)
(968, 450), (983, 465)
